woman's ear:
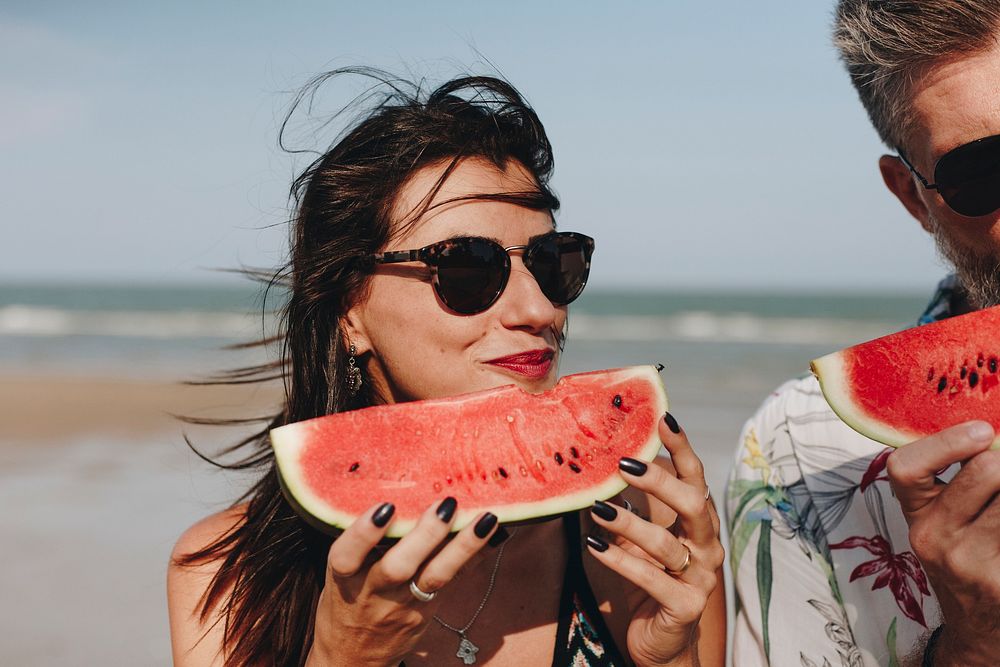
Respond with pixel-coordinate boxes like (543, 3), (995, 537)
(879, 154), (933, 233)
(341, 303), (372, 355)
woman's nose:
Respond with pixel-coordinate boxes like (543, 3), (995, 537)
(496, 261), (561, 332)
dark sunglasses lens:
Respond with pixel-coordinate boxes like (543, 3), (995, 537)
(434, 240), (508, 314)
(526, 234), (592, 305)
(935, 135), (1000, 216)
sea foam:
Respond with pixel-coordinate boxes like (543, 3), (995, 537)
(1, 304), (902, 346)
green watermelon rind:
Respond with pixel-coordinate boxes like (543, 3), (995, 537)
(271, 365), (668, 537)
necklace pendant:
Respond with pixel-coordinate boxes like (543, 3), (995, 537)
(455, 634), (479, 665)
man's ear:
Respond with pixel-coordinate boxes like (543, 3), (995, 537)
(879, 154), (933, 233)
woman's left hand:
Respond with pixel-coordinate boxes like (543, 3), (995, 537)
(587, 413), (725, 667)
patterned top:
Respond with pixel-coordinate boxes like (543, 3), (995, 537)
(552, 512), (627, 666)
(726, 277), (962, 667)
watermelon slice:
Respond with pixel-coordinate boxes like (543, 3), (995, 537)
(811, 305), (1000, 449)
(271, 365), (667, 536)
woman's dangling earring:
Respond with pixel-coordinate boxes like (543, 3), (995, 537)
(346, 343), (363, 397)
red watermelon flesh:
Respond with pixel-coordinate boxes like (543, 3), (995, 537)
(811, 305), (1000, 449)
(271, 365), (667, 537)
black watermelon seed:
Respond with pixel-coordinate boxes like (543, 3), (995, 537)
(570, 446), (580, 459)
(978, 354), (985, 368)
(348, 462), (360, 472)
(498, 467), (508, 479)
(554, 452), (564, 465)
(937, 376), (948, 393)
(613, 394), (623, 408)
(961, 366), (968, 379)
(970, 371), (980, 388)
(991, 358), (998, 373)
(568, 462), (582, 473)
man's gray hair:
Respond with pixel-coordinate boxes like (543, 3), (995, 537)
(834, 0), (1000, 151)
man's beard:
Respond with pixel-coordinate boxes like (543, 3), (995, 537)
(927, 213), (1000, 308)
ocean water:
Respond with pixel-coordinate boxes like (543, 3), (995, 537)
(0, 282), (929, 373)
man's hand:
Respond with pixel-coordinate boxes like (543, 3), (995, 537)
(886, 421), (1000, 667)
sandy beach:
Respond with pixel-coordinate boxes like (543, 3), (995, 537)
(0, 374), (283, 443)
(0, 373), (283, 665)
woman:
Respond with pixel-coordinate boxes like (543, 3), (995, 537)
(168, 71), (726, 666)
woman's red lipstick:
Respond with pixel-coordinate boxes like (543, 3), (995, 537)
(486, 349), (555, 379)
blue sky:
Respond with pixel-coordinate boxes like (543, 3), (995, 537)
(1, 1), (944, 291)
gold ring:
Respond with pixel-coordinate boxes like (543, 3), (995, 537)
(409, 579), (437, 602)
(665, 544), (692, 576)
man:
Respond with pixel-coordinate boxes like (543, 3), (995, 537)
(727, 1), (1000, 665)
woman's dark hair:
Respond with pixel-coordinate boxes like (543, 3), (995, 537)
(174, 69), (560, 666)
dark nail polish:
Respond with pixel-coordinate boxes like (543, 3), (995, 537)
(586, 534), (609, 552)
(474, 512), (498, 539)
(487, 526), (510, 547)
(591, 500), (618, 522)
(371, 502), (395, 528)
(436, 496), (457, 522)
(619, 457), (648, 476)
(664, 412), (681, 434)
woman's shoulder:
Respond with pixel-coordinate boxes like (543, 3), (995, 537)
(167, 504), (248, 666)
(171, 504), (248, 564)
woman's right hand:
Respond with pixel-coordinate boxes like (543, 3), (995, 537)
(305, 497), (501, 667)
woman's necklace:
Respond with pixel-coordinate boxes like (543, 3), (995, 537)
(433, 529), (515, 665)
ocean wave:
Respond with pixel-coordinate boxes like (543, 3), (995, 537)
(0, 305), (904, 345)
(0, 305), (264, 339)
(568, 312), (903, 345)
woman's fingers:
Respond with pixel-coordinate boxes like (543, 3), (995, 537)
(659, 413), (708, 496)
(372, 497), (459, 588)
(592, 500), (690, 572)
(618, 455), (716, 544)
(327, 498), (502, 608)
(410, 512), (500, 594)
(585, 535), (709, 620)
(591, 500), (724, 578)
(327, 501), (397, 577)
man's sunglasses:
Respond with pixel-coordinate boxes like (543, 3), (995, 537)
(363, 231), (594, 314)
(898, 133), (1000, 217)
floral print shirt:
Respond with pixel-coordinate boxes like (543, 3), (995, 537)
(726, 278), (963, 667)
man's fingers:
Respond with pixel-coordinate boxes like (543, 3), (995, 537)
(934, 449), (1000, 525)
(887, 421), (995, 514)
